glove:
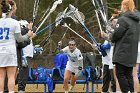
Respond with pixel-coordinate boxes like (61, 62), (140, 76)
(101, 40), (111, 50)
(98, 44), (107, 57)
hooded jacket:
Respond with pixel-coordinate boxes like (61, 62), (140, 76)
(111, 10), (140, 67)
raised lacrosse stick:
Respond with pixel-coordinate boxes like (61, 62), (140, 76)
(36, 0), (63, 32)
(65, 4), (107, 56)
(35, 6), (68, 36)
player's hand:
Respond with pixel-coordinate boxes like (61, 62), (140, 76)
(112, 19), (118, 27)
(100, 31), (106, 38)
(27, 30), (34, 37)
(28, 22), (33, 30)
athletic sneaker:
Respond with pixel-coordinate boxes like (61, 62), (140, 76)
(65, 91), (68, 93)
(18, 91), (25, 93)
(9, 91), (15, 93)
(69, 86), (74, 92)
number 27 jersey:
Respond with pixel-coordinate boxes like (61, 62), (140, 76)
(0, 18), (21, 54)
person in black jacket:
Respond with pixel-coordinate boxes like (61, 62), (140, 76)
(17, 20), (34, 93)
(110, 0), (140, 92)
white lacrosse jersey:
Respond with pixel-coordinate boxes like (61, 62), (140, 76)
(62, 46), (83, 67)
(0, 18), (21, 67)
(22, 41), (34, 58)
(102, 46), (114, 69)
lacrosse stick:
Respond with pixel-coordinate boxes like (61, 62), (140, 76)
(100, 0), (107, 21)
(91, 0), (107, 24)
(65, 4), (107, 56)
(32, 0), (40, 23)
(63, 23), (96, 49)
(35, 6), (68, 35)
(36, 0), (63, 32)
(95, 10), (103, 32)
(35, 0), (61, 28)
(35, 18), (62, 35)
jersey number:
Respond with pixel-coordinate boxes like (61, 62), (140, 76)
(0, 27), (10, 40)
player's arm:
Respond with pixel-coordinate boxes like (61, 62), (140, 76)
(15, 30), (33, 43)
(60, 46), (68, 53)
(76, 50), (83, 70)
(14, 22), (34, 43)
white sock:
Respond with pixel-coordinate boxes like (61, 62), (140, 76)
(65, 91), (68, 93)
(9, 91), (14, 93)
(116, 91), (122, 93)
(0, 91), (3, 93)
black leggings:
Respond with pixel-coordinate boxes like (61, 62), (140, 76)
(115, 63), (134, 92)
(102, 65), (116, 92)
(18, 57), (32, 91)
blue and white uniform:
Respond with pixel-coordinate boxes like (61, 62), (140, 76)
(102, 40), (114, 69)
(0, 18), (21, 67)
(62, 46), (83, 76)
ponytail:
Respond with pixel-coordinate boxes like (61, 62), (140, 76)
(0, 0), (14, 14)
(1, 0), (9, 13)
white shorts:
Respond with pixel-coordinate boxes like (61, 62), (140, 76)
(0, 54), (17, 67)
(65, 61), (81, 77)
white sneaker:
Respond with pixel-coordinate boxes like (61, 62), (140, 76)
(116, 91), (122, 93)
(65, 91), (68, 93)
(9, 91), (14, 93)
(18, 90), (25, 93)
(69, 86), (74, 92)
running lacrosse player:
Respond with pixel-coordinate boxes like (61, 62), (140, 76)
(61, 38), (83, 93)
(0, 0), (34, 93)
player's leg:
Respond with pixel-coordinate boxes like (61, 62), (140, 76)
(69, 74), (77, 92)
(6, 66), (17, 92)
(63, 69), (71, 93)
(0, 67), (6, 92)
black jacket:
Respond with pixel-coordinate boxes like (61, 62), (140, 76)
(17, 27), (31, 49)
(16, 27), (31, 68)
(111, 10), (140, 67)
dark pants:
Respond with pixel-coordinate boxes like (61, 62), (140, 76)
(102, 65), (116, 92)
(115, 63), (134, 92)
(18, 57), (32, 91)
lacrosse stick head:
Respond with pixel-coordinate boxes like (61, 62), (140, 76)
(54, 0), (62, 4)
(55, 7), (68, 26)
(65, 4), (85, 24)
